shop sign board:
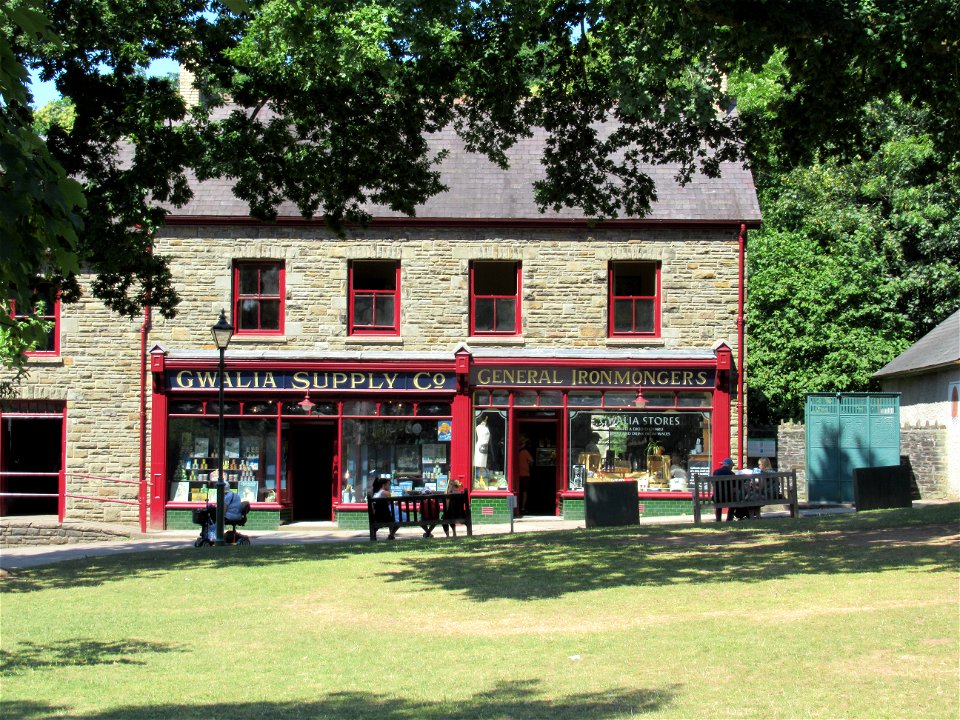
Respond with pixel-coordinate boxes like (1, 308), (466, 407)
(168, 370), (457, 392)
(470, 366), (714, 389)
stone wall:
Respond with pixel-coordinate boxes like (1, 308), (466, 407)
(901, 424), (950, 498)
(0, 518), (137, 547)
(151, 225), (742, 352)
(4, 225), (744, 528)
(776, 422), (808, 501)
(777, 421), (953, 501)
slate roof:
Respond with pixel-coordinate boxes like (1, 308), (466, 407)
(167, 124), (761, 224)
(873, 310), (960, 378)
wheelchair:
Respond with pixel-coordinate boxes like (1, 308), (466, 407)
(192, 501), (251, 547)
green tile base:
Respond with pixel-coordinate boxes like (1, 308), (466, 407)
(471, 497), (513, 524)
(166, 508), (285, 531)
(336, 510), (370, 530)
(637, 498), (694, 517)
(561, 498), (585, 520)
(561, 497), (694, 521)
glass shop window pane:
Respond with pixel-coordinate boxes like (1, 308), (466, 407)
(473, 410), (507, 491)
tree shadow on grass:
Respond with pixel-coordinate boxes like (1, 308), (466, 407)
(3, 504), (956, 601)
(0, 542), (366, 594)
(1, 679), (678, 719)
(0, 638), (184, 674)
(379, 513), (960, 602)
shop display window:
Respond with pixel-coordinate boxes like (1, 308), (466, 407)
(567, 409), (711, 492)
(343, 400), (378, 416)
(417, 402), (451, 416)
(514, 391), (538, 406)
(167, 417), (278, 504)
(473, 410), (507, 490)
(341, 418), (452, 500)
(636, 391), (675, 408)
(602, 391), (636, 407)
(539, 391), (563, 407)
(678, 393), (712, 407)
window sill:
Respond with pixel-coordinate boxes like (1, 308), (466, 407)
(344, 336), (404, 345)
(25, 356), (63, 366)
(605, 337), (664, 347)
(230, 334), (287, 345)
(467, 336), (526, 346)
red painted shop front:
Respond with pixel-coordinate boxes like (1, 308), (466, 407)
(149, 349), (468, 529)
(465, 347), (734, 519)
(148, 346), (734, 528)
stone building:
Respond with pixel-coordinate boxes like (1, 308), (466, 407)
(1, 126), (761, 530)
(874, 309), (960, 497)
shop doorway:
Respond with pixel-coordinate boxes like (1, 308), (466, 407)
(516, 413), (560, 516)
(289, 424), (336, 521)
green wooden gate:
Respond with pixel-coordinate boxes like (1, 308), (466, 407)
(805, 393), (900, 503)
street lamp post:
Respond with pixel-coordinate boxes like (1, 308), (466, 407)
(211, 309), (233, 546)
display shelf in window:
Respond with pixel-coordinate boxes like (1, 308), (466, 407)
(172, 454), (264, 503)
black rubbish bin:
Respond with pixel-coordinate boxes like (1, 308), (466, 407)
(584, 480), (639, 528)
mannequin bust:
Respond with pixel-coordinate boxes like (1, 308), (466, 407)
(474, 416), (490, 471)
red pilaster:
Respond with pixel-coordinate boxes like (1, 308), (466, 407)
(713, 343), (733, 469)
(451, 348), (473, 486)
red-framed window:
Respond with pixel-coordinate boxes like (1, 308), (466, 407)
(608, 261), (660, 337)
(470, 261), (521, 335)
(349, 260), (400, 335)
(9, 283), (60, 355)
(233, 261), (284, 335)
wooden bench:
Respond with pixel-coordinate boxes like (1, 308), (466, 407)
(692, 471), (799, 525)
(367, 491), (473, 541)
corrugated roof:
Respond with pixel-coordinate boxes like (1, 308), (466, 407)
(166, 124), (761, 224)
(873, 310), (960, 378)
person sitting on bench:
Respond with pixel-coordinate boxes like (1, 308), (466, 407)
(372, 478), (402, 539)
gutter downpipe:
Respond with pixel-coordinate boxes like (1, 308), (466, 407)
(737, 223), (747, 469)
(138, 233), (154, 534)
(139, 303), (151, 533)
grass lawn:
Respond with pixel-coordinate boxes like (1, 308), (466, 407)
(2, 504), (958, 720)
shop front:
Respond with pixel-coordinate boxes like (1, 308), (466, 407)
(149, 349), (464, 530)
(149, 346), (735, 529)
(465, 348), (734, 522)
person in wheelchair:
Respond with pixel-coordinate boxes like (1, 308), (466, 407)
(193, 480), (251, 546)
(224, 485), (246, 524)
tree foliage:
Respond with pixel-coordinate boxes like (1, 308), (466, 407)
(745, 98), (960, 425)
(3, 0), (958, 387)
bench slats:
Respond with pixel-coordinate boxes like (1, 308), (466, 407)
(692, 471), (799, 524)
(367, 492), (473, 541)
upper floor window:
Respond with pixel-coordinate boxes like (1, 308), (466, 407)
(233, 261), (284, 335)
(471, 261), (521, 335)
(609, 261), (660, 337)
(9, 283), (60, 355)
(349, 261), (400, 335)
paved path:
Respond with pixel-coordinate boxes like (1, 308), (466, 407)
(0, 507), (856, 571)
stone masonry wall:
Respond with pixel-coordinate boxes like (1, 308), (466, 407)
(776, 422), (808, 501)
(5, 225), (744, 528)
(0, 518), (137, 547)
(153, 225), (742, 352)
(6, 290), (146, 526)
(901, 424), (950, 498)
(777, 421), (952, 501)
